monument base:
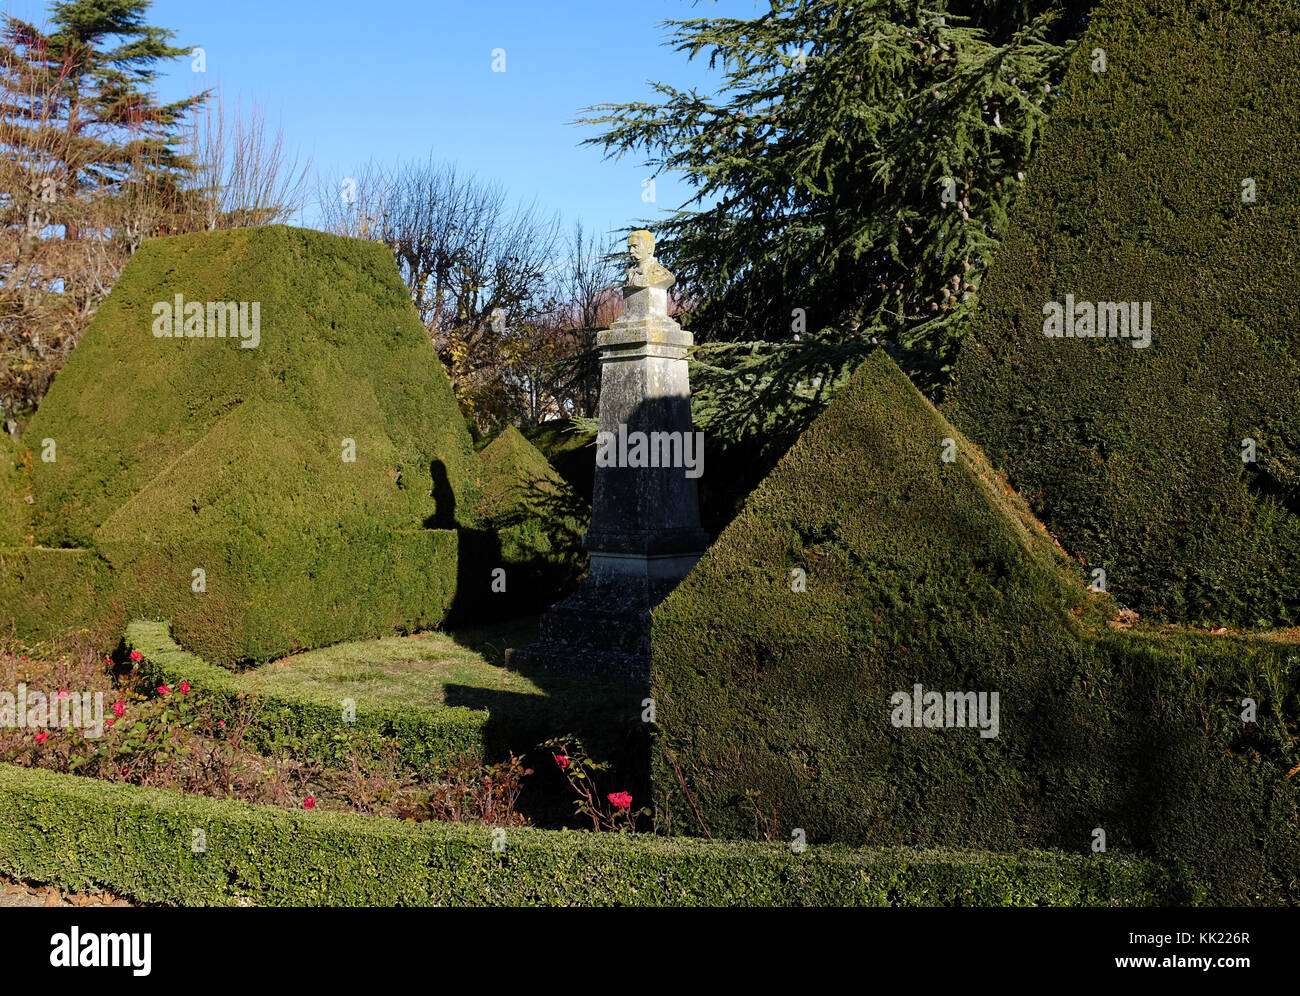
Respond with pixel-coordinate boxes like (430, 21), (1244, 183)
(507, 553), (702, 685)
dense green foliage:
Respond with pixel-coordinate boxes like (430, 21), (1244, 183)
(0, 434), (24, 546)
(0, 547), (118, 644)
(26, 225), (478, 544)
(949, 0), (1300, 626)
(476, 426), (581, 523)
(582, 0), (1085, 462)
(0, 763), (1194, 906)
(125, 620), (489, 770)
(472, 426), (587, 613)
(4, 225), (480, 663)
(523, 420), (597, 504)
(651, 351), (1299, 904)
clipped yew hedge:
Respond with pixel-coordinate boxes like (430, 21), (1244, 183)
(949, 0), (1300, 627)
(6, 226), (479, 665)
(0, 764), (1195, 906)
(0, 434), (24, 547)
(651, 351), (1300, 905)
(464, 426), (587, 617)
(0, 547), (122, 647)
(124, 620), (488, 770)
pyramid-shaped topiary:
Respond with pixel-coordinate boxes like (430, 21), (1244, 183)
(651, 350), (1299, 903)
(460, 426), (587, 617)
(4, 225), (480, 664)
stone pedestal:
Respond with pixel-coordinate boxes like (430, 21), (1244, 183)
(509, 231), (707, 684)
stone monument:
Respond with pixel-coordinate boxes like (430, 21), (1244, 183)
(509, 230), (708, 684)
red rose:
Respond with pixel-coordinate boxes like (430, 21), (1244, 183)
(179, 682), (190, 695)
(33, 732), (48, 744)
(129, 650), (143, 662)
(112, 700), (125, 718)
(554, 753), (570, 770)
(303, 796), (316, 810)
(157, 684), (170, 695)
(608, 791), (633, 810)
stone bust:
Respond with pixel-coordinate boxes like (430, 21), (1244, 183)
(625, 230), (675, 290)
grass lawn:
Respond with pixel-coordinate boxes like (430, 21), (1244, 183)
(250, 615), (547, 710)
(127, 614), (642, 772)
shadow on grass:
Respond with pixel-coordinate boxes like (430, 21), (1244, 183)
(442, 614), (652, 830)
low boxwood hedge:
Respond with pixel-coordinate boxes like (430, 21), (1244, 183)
(0, 764), (1197, 906)
(124, 620), (488, 770)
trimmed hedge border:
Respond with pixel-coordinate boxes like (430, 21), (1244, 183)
(124, 620), (487, 770)
(0, 546), (122, 647)
(0, 764), (1198, 906)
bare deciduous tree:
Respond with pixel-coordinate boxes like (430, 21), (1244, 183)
(316, 157), (562, 431)
(186, 88), (311, 231)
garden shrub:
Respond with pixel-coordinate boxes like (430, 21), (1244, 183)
(124, 620), (490, 770)
(651, 350), (1299, 904)
(0, 547), (122, 647)
(0, 434), (25, 546)
(466, 426), (587, 616)
(124, 619), (639, 777)
(7, 225), (480, 663)
(948, 0), (1300, 626)
(0, 764), (1196, 906)
(524, 420), (597, 504)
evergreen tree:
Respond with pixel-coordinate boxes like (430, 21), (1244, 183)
(0, 0), (201, 422)
(581, 0), (1086, 452)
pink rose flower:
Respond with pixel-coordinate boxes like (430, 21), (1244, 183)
(112, 700), (125, 718)
(179, 682), (190, 695)
(303, 796), (316, 810)
(157, 684), (170, 696)
(608, 791), (633, 810)
(129, 650), (143, 662)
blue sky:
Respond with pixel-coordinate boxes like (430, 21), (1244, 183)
(10, 0), (760, 243)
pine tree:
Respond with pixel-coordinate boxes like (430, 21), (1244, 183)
(580, 0), (1086, 454)
(0, 0), (201, 422)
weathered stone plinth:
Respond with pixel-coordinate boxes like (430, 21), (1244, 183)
(509, 231), (706, 685)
